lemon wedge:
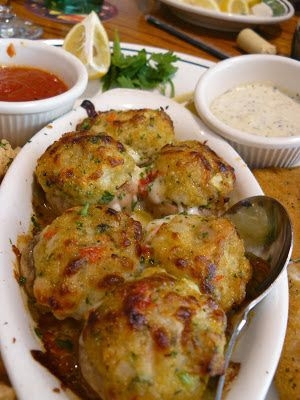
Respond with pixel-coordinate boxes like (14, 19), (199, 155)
(63, 11), (111, 80)
(246, 0), (261, 8)
(219, 0), (250, 13)
(185, 0), (220, 11)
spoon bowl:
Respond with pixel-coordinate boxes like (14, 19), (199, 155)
(215, 195), (293, 399)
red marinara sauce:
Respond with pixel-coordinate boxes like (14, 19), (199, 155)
(0, 65), (68, 102)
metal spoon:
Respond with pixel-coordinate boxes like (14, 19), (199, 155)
(215, 195), (293, 400)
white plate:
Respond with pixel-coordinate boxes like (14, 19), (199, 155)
(159, 0), (294, 31)
(0, 45), (287, 400)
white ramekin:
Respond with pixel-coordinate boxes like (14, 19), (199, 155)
(0, 38), (88, 147)
(194, 54), (300, 168)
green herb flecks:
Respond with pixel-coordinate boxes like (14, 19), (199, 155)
(177, 371), (198, 388)
(102, 33), (179, 97)
(55, 338), (74, 352)
(18, 276), (27, 286)
(31, 214), (41, 233)
(99, 191), (114, 204)
(96, 223), (110, 233)
(80, 118), (91, 131)
(34, 327), (43, 339)
(80, 203), (90, 216)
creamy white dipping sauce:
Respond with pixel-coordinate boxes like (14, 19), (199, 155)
(210, 82), (300, 137)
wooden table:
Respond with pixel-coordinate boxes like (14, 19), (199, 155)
(12, 0), (300, 60)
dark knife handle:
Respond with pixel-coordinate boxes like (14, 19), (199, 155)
(145, 14), (230, 60)
(291, 20), (300, 60)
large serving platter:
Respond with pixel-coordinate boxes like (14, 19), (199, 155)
(0, 44), (288, 400)
(159, 0), (294, 31)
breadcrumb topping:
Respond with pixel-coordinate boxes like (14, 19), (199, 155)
(0, 139), (19, 182)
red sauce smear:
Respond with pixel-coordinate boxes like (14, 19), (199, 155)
(0, 65), (68, 102)
(7, 43), (16, 58)
(31, 313), (100, 400)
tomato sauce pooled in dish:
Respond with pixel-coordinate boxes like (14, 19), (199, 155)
(0, 65), (68, 102)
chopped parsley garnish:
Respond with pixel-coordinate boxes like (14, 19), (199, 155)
(76, 221), (84, 230)
(102, 33), (179, 97)
(55, 338), (74, 352)
(100, 191), (114, 204)
(177, 371), (197, 387)
(18, 275), (27, 286)
(80, 203), (90, 216)
(31, 214), (41, 231)
(96, 223), (110, 233)
(79, 119), (91, 130)
(34, 327), (43, 339)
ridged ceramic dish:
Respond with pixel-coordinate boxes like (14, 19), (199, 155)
(0, 38), (88, 147)
(0, 88), (288, 400)
(194, 54), (300, 168)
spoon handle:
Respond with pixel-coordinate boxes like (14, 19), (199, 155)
(215, 309), (249, 400)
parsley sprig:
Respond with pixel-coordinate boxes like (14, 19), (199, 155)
(102, 33), (179, 97)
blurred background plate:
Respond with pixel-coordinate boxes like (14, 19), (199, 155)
(159, 0), (294, 31)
